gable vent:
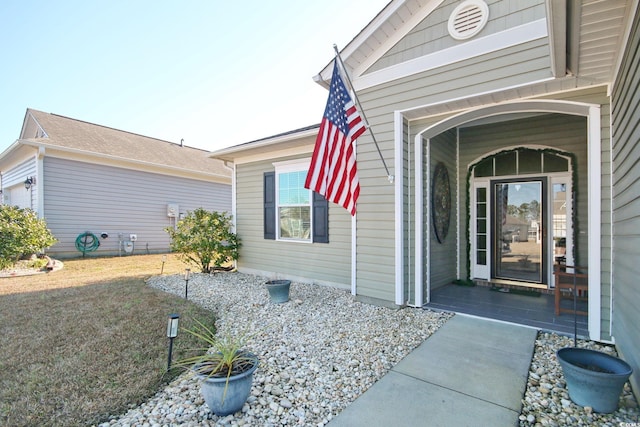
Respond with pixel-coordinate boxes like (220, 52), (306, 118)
(448, 0), (489, 40)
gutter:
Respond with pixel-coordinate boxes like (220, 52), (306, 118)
(17, 139), (231, 182)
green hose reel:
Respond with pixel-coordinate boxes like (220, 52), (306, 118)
(75, 232), (100, 256)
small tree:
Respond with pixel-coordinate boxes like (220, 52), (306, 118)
(165, 209), (240, 273)
(0, 205), (58, 270)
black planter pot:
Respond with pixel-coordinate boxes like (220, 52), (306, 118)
(557, 347), (633, 413)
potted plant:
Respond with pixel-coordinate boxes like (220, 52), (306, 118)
(555, 265), (633, 413)
(265, 279), (291, 303)
(557, 347), (632, 413)
(176, 319), (259, 416)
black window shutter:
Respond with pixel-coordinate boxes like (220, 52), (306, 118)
(312, 191), (329, 243)
(264, 172), (276, 240)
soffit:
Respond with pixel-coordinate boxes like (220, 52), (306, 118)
(573, 0), (631, 82)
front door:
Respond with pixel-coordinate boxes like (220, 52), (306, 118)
(469, 149), (573, 288)
(492, 179), (546, 283)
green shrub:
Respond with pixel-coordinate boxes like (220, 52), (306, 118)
(165, 209), (240, 273)
(0, 205), (57, 270)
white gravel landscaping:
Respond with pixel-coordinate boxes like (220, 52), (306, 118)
(98, 272), (639, 427)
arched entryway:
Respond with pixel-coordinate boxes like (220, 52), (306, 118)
(409, 99), (602, 340)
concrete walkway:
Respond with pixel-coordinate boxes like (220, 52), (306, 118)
(329, 314), (538, 427)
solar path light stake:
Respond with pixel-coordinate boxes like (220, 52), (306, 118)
(161, 255), (167, 274)
(166, 313), (180, 370)
(184, 268), (191, 299)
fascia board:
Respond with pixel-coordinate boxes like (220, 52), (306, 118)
(315, 0), (444, 85)
(210, 127), (318, 162)
(228, 145), (314, 166)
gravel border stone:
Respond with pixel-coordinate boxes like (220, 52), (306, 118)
(100, 272), (452, 426)
(520, 332), (639, 426)
(98, 272), (639, 426)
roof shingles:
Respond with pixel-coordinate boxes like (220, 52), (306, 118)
(24, 109), (229, 178)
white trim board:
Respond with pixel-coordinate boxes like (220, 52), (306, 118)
(354, 19), (548, 91)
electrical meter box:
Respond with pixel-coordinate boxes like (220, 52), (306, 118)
(167, 203), (179, 218)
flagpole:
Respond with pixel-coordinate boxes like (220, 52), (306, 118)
(333, 44), (394, 184)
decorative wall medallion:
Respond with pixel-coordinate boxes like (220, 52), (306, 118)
(432, 162), (451, 243)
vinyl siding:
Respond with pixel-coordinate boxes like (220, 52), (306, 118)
(427, 129), (458, 292)
(43, 157), (231, 258)
(351, 31), (552, 303)
(1, 156), (38, 210)
(235, 156), (352, 288)
(538, 86), (614, 338)
(363, 38), (552, 114)
(611, 7), (640, 397)
(352, 112), (397, 302)
(401, 116), (412, 304)
(369, 0), (546, 73)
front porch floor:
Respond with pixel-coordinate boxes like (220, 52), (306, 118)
(423, 283), (589, 338)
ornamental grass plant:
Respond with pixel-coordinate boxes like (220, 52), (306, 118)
(176, 319), (256, 380)
(0, 254), (217, 427)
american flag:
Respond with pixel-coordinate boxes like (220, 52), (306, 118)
(305, 59), (366, 216)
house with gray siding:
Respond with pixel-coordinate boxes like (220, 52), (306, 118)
(0, 108), (231, 258)
(211, 0), (639, 397)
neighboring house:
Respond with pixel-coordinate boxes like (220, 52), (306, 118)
(0, 108), (231, 258)
(212, 0), (639, 394)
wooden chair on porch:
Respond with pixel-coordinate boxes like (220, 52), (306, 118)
(554, 263), (588, 316)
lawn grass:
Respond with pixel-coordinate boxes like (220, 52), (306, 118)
(0, 254), (217, 427)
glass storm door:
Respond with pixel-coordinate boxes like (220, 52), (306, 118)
(493, 180), (545, 283)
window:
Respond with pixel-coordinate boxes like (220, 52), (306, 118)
(278, 168), (311, 241)
(263, 161), (329, 243)
(476, 187), (487, 265)
(473, 149), (570, 178)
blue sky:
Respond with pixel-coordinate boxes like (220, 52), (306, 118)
(0, 0), (390, 154)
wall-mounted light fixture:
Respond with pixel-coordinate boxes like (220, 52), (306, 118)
(166, 313), (180, 370)
(24, 176), (35, 190)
